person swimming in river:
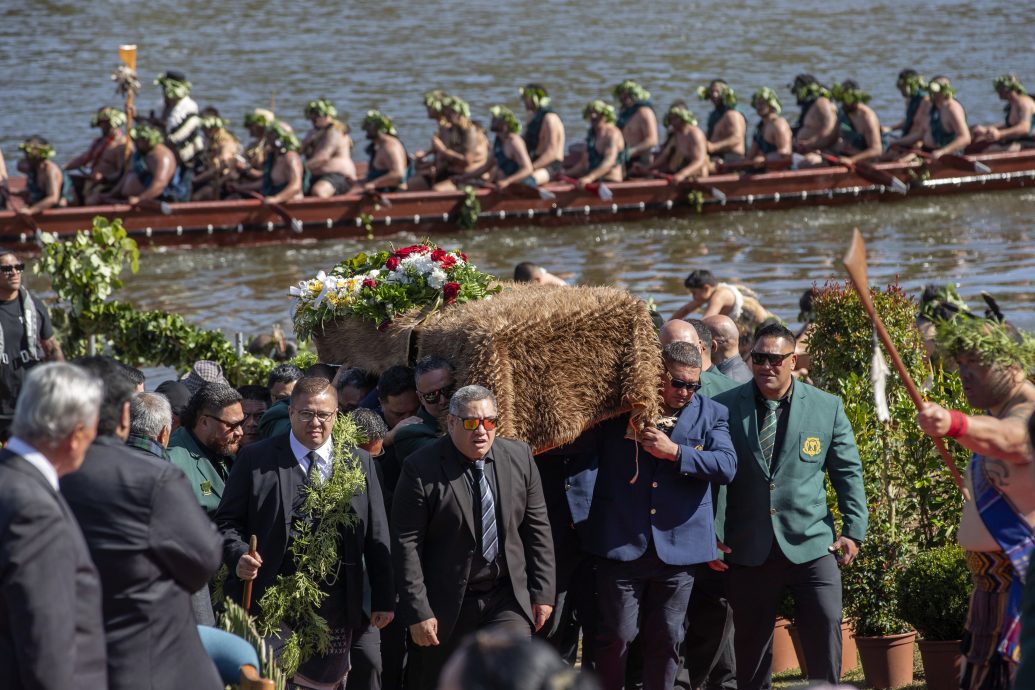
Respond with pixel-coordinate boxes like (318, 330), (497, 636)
(671, 269), (772, 341)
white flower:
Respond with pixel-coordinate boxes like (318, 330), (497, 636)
(427, 268), (448, 289)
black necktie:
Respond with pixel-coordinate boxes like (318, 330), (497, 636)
(306, 450), (323, 485)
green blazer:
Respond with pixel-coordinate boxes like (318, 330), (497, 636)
(701, 368), (739, 398)
(166, 427), (227, 518)
(713, 380), (867, 567)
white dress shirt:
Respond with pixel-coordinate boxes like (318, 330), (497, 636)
(6, 436), (59, 490)
(289, 432), (334, 483)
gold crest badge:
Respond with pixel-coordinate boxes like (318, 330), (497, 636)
(695, 444), (705, 451)
(802, 437), (822, 457)
(200, 480), (213, 496)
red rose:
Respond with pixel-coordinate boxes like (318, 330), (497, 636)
(459, 252), (468, 262)
(362, 278), (377, 289)
(385, 256), (400, 271)
(439, 254), (457, 269)
(395, 244), (426, 258)
(443, 282), (461, 304)
(430, 248), (447, 262)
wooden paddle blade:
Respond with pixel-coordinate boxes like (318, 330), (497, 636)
(597, 182), (613, 201)
(888, 175), (909, 195)
(709, 187), (727, 202)
(842, 228), (872, 299)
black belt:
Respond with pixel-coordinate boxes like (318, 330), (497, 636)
(466, 576), (509, 595)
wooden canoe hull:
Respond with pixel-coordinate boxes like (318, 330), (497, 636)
(2, 150), (1033, 251)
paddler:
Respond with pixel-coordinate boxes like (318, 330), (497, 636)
(191, 109), (240, 201)
(519, 83), (566, 184)
(149, 71), (204, 177)
(236, 108), (275, 185)
(644, 101), (691, 175)
(360, 110), (409, 193)
(697, 79), (747, 162)
(106, 124), (183, 205)
(301, 98), (357, 197)
(922, 76), (972, 159)
(408, 95), (488, 191)
(789, 74), (838, 157)
(659, 105), (709, 182)
(970, 74), (1035, 152)
(613, 79), (657, 172)
(63, 106), (127, 205)
(12, 136), (74, 215)
(411, 89), (451, 187)
(828, 80), (884, 165)
(882, 69), (931, 160)
(745, 87), (792, 164)
(457, 105), (534, 190)
(260, 120), (305, 203)
(561, 100), (626, 186)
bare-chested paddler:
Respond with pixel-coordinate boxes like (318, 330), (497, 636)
(519, 83), (565, 184)
(922, 76), (972, 159)
(828, 80), (884, 165)
(235, 108), (275, 187)
(458, 105), (534, 190)
(745, 87), (792, 164)
(361, 110), (409, 193)
(12, 137), (74, 215)
(301, 98), (357, 197)
(789, 74), (838, 156)
(971, 75), (1035, 152)
(64, 107), (127, 205)
(658, 105), (709, 182)
(882, 69), (931, 160)
(192, 110), (240, 201)
(228, 120), (303, 203)
(106, 124), (181, 205)
(645, 101), (690, 176)
(697, 79), (747, 162)
(613, 80), (657, 172)
(411, 89), (451, 187)
(408, 96), (488, 191)
(562, 100), (625, 187)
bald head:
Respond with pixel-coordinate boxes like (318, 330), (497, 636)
(703, 314), (741, 359)
(659, 319), (700, 347)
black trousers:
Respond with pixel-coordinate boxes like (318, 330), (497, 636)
(378, 617), (407, 690)
(727, 547), (842, 690)
(345, 621), (382, 690)
(677, 566), (736, 689)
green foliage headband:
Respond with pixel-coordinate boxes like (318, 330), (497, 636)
(200, 115), (229, 130)
(130, 124), (164, 147)
(897, 73), (928, 97)
(583, 99), (617, 124)
(423, 89), (447, 113)
(243, 108), (275, 128)
(489, 105), (521, 134)
(831, 83), (872, 106)
(442, 96), (471, 118)
(790, 78), (830, 102)
(154, 73), (191, 100)
(993, 74), (1027, 95)
(305, 98), (337, 117)
(519, 84), (550, 109)
(361, 110), (397, 136)
(266, 120), (300, 152)
(751, 87), (782, 114)
(935, 318), (1035, 371)
(612, 80), (651, 103)
(91, 107), (127, 128)
(696, 81), (737, 108)
(663, 105), (697, 127)
(18, 139), (55, 160)
(928, 79), (956, 98)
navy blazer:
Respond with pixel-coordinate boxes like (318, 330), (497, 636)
(567, 394), (737, 566)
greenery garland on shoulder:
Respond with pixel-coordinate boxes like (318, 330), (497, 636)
(256, 414), (367, 677)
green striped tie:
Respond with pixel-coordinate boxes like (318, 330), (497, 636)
(759, 399), (780, 467)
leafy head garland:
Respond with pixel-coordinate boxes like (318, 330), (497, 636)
(423, 89), (447, 114)
(696, 80), (737, 108)
(583, 99), (617, 124)
(831, 80), (872, 106)
(519, 83), (550, 109)
(663, 105), (697, 127)
(896, 70), (928, 97)
(130, 124), (164, 147)
(91, 106), (127, 129)
(243, 108), (275, 129)
(305, 98), (338, 118)
(18, 137), (55, 161)
(993, 74), (1027, 95)
(789, 74), (830, 102)
(200, 115), (229, 130)
(266, 120), (300, 153)
(361, 110), (398, 136)
(927, 77), (956, 99)
(751, 87), (782, 114)
(612, 79), (651, 103)
(442, 95), (471, 119)
(935, 317), (1035, 372)
(489, 105), (521, 134)
(154, 71), (191, 100)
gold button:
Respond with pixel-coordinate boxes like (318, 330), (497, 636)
(650, 508), (657, 515)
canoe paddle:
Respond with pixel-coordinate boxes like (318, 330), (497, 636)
(467, 178), (557, 201)
(842, 228), (965, 494)
(558, 175), (613, 201)
(819, 154), (908, 195)
(652, 172), (727, 202)
(131, 198), (173, 215)
(362, 188), (393, 209)
(245, 191), (303, 233)
(916, 150), (992, 174)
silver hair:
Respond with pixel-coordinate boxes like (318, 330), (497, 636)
(11, 362), (102, 444)
(448, 384), (498, 416)
(130, 392), (172, 440)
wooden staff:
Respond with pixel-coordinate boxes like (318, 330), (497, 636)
(842, 228), (966, 492)
(242, 534), (258, 611)
(118, 44), (137, 162)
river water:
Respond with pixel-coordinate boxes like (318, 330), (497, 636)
(4, 0), (1034, 339)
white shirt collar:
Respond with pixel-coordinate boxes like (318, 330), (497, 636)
(289, 433), (334, 481)
(6, 436), (60, 490)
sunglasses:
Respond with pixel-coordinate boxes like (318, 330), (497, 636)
(418, 385), (455, 405)
(0, 263), (25, 274)
(750, 351), (795, 367)
(459, 416), (498, 431)
(668, 378), (702, 392)
(204, 413), (246, 432)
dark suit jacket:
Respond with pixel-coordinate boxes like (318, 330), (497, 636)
(215, 432), (394, 628)
(566, 395), (737, 566)
(0, 447), (108, 690)
(61, 435), (224, 690)
(392, 435), (556, 643)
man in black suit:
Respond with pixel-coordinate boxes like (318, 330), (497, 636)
(0, 362), (107, 690)
(217, 376), (395, 690)
(62, 356), (225, 690)
(393, 384), (556, 690)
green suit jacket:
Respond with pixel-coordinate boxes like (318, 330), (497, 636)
(393, 407), (441, 463)
(713, 380), (867, 566)
(166, 427), (227, 518)
(701, 368), (739, 398)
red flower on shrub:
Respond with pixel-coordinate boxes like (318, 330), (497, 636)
(363, 279), (377, 289)
(443, 282), (461, 304)
(430, 248), (447, 262)
(438, 254), (457, 269)
(385, 256), (400, 271)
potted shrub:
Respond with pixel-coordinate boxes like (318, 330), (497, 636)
(898, 545), (969, 690)
(773, 592), (798, 674)
(843, 517), (916, 690)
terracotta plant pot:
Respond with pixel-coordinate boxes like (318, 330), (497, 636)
(856, 630), (917, 690)
(918, 639), (962, 690)
(772, 617), (798, 674)
(788, 622), (857, 679)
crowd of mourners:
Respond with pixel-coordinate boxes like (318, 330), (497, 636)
(2, 69), (1034, 216)
(1, 238), (1035, 690)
